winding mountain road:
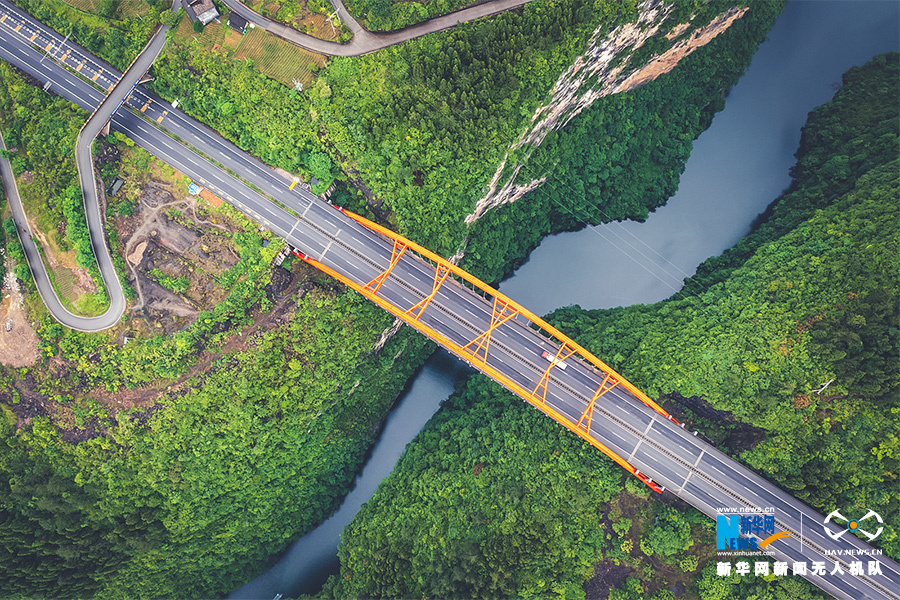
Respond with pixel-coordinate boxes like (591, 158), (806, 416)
(221, 0), (534, 56)
(1, 5), (898, 599)
(0, 130), (120, 330)
(0, 23), (169, 330)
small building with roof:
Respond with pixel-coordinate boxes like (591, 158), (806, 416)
(227, 12), (248, 34)
(106, 176), (125, 197)
(182, 0), (219, 26)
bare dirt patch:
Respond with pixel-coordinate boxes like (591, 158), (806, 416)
(199, 187), (223, 209)
(0, 268), (40, 367)
(110, 179), (242, 334)
(1, 372), (52, 430)
(584, 561), (632, 600)
(665, 21), (691, 40)
(614, 6), (750, 93)
(72, 266), (98, 295)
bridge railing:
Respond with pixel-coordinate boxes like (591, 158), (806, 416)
(294, 205), (684, 493)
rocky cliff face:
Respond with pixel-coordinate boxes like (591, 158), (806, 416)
(465, 0), (748, 225)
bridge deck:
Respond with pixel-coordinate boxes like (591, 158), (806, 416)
(0, 4), (896, 599)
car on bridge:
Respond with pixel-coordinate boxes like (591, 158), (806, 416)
(541, 350), (568, 370)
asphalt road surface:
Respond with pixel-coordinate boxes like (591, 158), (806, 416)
(0, 4), (897, 598)
(69, 24), (168, 330)
(0, 129), (121, 331)
(220, 0), (535, 57)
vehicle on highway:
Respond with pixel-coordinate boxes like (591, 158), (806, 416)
(541, 350), (568, 370)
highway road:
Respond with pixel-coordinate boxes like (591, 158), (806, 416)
(0, 3), (897, 599)
(220, 0), (535, 57)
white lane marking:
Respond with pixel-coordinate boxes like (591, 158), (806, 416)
(319, 240), (334, 261)
(677, 449), (706, 493)
(627, 418), (656, 462)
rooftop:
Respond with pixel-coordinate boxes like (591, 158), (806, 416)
(182, 0), (219, 25)
(227, 13), (248, 33)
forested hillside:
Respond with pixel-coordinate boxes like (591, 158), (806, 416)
(14, 0), (780, 273)
(310, 0), (781, 263)
(0, 65), (433, 598)
(325, 53), (899, 599)
(0, 281), (431, 598)
(549, 52), (900, 538)
(462, 0), (782, 282)
(147, 0), (781, 265)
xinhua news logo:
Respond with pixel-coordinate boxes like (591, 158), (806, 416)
(716, 513), (792, 551)
(824, 509), (884, 542)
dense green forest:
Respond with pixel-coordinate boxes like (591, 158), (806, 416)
(461, 0), (782, 282)
(1, 288), (431, 598)
(327, 379), (628, 598)
(1, 257), (433, 598)
(325, 53), (899, 598)
(344, 0), (477, 31)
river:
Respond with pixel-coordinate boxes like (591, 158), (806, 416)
(230, 2), (900, 598)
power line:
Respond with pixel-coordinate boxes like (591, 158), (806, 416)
(507, 156), (709, 301)
(540, 188), (686, 296)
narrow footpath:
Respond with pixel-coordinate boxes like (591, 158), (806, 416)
(220, 0), (535, 57)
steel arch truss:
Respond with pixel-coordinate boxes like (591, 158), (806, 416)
(406, 264), (451, 321)
(364, 239), (408, 294)
(462, 297), (519, 364)
(532, 342), (577, 403)
(294, 207), (678, 494)
(577, 373), (619, 432)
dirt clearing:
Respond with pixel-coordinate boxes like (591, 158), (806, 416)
(0, 267), (40, 367)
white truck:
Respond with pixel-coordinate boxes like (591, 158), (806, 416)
(541, 350), (568, 370)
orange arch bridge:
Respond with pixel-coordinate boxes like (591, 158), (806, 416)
(294, 208), (681, 493)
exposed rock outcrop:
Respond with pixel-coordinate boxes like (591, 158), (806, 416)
(465, 1), (748, 225)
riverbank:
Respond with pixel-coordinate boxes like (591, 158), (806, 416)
(326, 51), (900, 599)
